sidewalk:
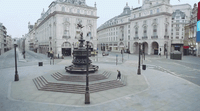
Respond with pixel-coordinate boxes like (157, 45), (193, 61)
(0, 59), (200, 111)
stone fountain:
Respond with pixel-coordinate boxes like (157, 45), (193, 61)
(65, 23), (99, 73)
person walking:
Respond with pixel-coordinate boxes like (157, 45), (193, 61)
(117, 70), (121, 80)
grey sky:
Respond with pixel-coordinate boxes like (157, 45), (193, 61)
(0, 0), (199, 38)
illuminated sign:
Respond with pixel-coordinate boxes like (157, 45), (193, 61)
(197, 21), (200, 42)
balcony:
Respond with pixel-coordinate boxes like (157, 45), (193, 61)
(134, 37), (139, 40)
(63, 36), (71, 39)
(164, 35), (169, 39)
(151, 36), (158, 39)
(142, 36), (148, 40)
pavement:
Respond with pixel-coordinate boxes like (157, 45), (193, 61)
(0, 50), (200, 111)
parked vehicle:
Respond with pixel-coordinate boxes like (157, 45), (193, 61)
(102, 51), (109, 56)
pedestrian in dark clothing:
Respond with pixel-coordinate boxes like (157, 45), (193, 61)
(117, 70), (121, 80)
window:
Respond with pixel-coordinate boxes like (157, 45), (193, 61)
(139, 13), (141, 17)
(128, 25), (130, 28)
(128, 30), (130, 34)
(153, 25), (157, 36)
(165, 24), (168, 35)
(157, 8), (159, 13)
(143, 20), (146, 24)
(62, 7), (65, 12)
(176, 20), (179, 23)
(77, 9), (80, 13)
(84, 10), (87, 14)
(176, 24), (179, 27)
(176, 28), (179, 31)
(176, 32), (179, 35)
(135, 28), (138, 37)
(134, 14), (136, 18)
(91, 11), (93, 15)
(150, 10), (153, 15)
(144, 26), (147, 36)
(128, 36), (130, 40)
(70, 8), (73, 13)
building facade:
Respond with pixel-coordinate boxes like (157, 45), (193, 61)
(97, 0), (192, 56)
(184, 3), (198, 56)
(172, 4), (192, 55)
(26, 0), (98, 57)
(0, 23), (7, 55)
(98, 0), (173, 55)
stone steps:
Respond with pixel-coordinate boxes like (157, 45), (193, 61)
(51, 71), (111, 82)
(33, 76), (126, 94)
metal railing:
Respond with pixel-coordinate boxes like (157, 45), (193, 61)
(164, 35), (169, 39)
(151, 36), (158, 39)
(142, 36), (148, 39)
(134, 37), (139, 40)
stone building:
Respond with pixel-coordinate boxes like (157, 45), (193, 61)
(26, 0), (98, 57)
(97, 0), (192, 56)
(0, 23), (7, 55)
(172, 4), (192, 54)
(184, 3), (198, 56)
(98, 0), (173, 55)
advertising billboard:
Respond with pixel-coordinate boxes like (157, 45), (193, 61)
(197, 21), (200, 42)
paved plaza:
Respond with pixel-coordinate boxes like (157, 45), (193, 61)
(0, 49), (200, 111)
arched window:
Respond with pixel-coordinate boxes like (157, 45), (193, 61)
(153, 25), (157, 36)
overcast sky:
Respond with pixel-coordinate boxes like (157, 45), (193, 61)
(0, 0), (199, 38)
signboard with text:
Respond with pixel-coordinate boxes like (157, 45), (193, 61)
(197, 21), (200, 42)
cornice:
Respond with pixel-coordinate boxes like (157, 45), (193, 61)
(57, 2), (97, 10)
(97, 22), (130, 32)
(36, 11), (99, 29)
(130, 12), (172, 21)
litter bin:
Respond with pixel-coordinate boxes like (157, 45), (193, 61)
(170, 51), (182, 60)
(38, 62), (43, 66)
(142, 65), (146, 70)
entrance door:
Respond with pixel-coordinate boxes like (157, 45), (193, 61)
(62, 48), (71, 56)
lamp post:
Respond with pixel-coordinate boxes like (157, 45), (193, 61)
(166, 42), (168, 59)
(14, 39), (19, 81)
(85, 41), (90, 104)
(137, 39), (141, 75)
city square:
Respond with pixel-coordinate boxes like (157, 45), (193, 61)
(0, 48), (200, 111)
(0, 0), (200, 111)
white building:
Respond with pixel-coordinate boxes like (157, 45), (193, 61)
(0, 23), (7, 55)
(97, 0), (192, 56)
(98, 0), (173, 55)
(171, 4), (191, 53)
(26, 0), (98, 57)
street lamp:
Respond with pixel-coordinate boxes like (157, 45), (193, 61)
(137, 39), (141, 75)
(85, 41), (90, 104)
(14, 39), (19, 81)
